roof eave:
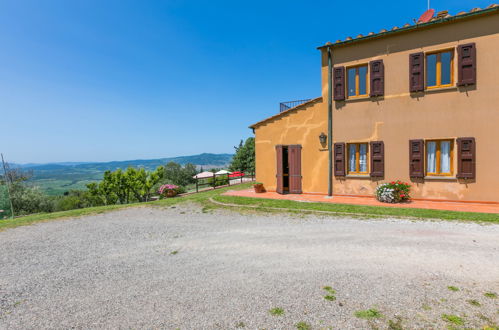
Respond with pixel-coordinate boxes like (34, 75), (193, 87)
(317, 6), (499, 50)
(249, 97), (323, 130)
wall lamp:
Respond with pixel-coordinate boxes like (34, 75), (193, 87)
(319, 132), (327, 145)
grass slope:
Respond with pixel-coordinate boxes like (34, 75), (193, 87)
(212, 194), (499, 223)
(2, 183), (498, 231)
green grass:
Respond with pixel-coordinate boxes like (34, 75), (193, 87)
(388, 316), (404, 330)
(0, 184), (247, 231)
(170, 250), (179, 255)
(212, 195), (499, 223)
(4, 181), (499, 232)
(322, 286), (337, 301)
(484, 292), (497, 299)
(441, 314), (464, 326)
(447, 286), (460, 292)
(467, 299), (481, 306)
(354, 308), (383, 319)
(323, 286), (336, 294)
(295, 321), (311, 330)
(269, 307), (284, 316)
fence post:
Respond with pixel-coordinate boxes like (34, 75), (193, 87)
(196, 178), (198, 193)
(227, 173), (230, 186)
(213, 173), (216, 189)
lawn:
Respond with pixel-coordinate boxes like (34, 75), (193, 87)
(2, 182), (499, 231)
(212, 194), (499, 223)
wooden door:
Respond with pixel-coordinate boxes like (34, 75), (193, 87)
(275, 145), (284, 194)
(288, 145), (302, 194)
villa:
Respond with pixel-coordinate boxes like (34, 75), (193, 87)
(250, 5), (499, 202)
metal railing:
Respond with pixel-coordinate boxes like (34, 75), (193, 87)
(279, 99), (311, 112)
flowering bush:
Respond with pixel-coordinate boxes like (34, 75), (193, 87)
(158, 184), (183, 198)
(375, 181), (411, 203)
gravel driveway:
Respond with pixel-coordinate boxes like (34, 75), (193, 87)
(0, 205), (498, 329)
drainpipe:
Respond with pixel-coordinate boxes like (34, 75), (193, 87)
(327, 46), (333, 196)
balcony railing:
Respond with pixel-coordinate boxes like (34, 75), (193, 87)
(279, 99), (311, 112)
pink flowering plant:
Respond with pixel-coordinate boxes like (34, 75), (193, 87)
(375, 181), (411, 203)
(158, 184), (179, 197)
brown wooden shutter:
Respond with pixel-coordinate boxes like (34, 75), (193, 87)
(457, 43), (476, 86)
(409, 139), (424, 178)
(333, 66), (345, 101)
(369, 60), (384, 97)
(288, 145), (302, 194)
(456, 137), (476, 179)
(370, 141), (384, 177)
(275, 145), (284, 194)
(334, 143), (346, 176)
(409, 53), (424, 92)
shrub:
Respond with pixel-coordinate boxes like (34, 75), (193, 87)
(158, 184), (185, 197)
(375, 181), (411, 203)
(10, 184), (55, 215)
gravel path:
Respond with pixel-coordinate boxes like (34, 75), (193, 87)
(0, 205), (498, 329)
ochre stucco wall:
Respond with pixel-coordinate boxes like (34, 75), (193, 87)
(254, 99), (328, 194)
(254, 12), (499, 202)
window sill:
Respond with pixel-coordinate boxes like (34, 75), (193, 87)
(424, 86), (458, 93)
(346, 174), (371, 178)
(424, 176), (457, 180)
(344, 96), (371, 102)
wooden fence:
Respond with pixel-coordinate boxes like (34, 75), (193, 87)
(195, 172), (255, 193)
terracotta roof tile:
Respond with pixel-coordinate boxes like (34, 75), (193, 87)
(319, 4), (499, 48)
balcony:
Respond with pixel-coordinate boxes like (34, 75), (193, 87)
(279, 99), (311, 112)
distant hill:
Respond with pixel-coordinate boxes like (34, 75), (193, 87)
(22, 153), (233, 195)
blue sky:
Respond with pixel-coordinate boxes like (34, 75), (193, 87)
(0, 0), (490, 163)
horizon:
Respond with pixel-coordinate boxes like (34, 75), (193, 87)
(9, 151), (234, 167)
(0, 0), (489, 164)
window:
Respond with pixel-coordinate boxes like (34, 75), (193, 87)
(426, 140), (453, 176)
(426, 50), (453, 89)
(347, 65), (368, 98)
(348, 143), (368, 174)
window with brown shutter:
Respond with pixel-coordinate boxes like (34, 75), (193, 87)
(457, 43), (476, 86)
(456, 137), (476, 179)
(409, 139), (424, 178)
(334, 143), (346, 176)
(347, 143), (369, 174)
(409, 53), (424, 92)
(333, 67), (345, 101)
(370, 141), (384, 177)
(369, 60), (384, 97)
(426, 139), (454, 176)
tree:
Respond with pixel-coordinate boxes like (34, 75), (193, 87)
(86, 166), (164, 205)
(162, 162), (197, 187)
(229, 137), (255, 173)
(9, 184), (55, 215)
(126, 166), (164, 202)
(0, 163), (53, 216)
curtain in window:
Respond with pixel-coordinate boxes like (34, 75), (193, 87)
(359, 144), (367, 172)
(349, 144), (356, 172)
(440, 141), (451, 173)
(427, 141), (436, 173)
